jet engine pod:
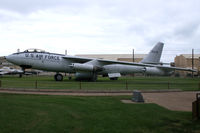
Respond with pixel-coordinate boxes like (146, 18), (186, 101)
(144, 67), (165, 75)
(71, 63), (103, 72)
(75, 72), (97, 81)
(72, 63), (94, 71)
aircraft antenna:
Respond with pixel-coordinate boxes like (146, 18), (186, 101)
(65, 50), (67, 55)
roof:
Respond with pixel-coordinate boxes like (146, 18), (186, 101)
(179, 54), (200, 58)
(75, 54), (146, 61)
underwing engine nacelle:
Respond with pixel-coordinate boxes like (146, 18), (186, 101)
(144, 67), (166, 75)
(70, 63), (102, 81)
(75, 72), (97, 81)
(71, 63), (103, 72)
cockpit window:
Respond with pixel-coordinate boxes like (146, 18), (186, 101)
(24, 49), (46, 53)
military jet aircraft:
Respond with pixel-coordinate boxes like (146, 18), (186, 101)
(5, 42), (196, 81)
(0, 66), (39, 77)
(0, 66), (23, 76)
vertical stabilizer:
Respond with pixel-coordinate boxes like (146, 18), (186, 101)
(140, 42), (164, 64)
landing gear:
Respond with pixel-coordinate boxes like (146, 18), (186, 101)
(110, 77), (118, 80)
(68, 73), (72, 80)
(54, 73), (63, 81)
(90, 74), (97, 82)
(18, 67), (25, 78)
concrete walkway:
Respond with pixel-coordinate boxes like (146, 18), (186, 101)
(143, 91), (199, 111)
(0, 88), (199, 111)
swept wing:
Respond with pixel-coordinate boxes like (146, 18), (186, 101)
(62, 56), (196, 72)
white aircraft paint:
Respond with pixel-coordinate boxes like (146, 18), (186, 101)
(5, 42), (196, 81)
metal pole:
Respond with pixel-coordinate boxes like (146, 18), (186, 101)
(133, 49), (135, 62)
(168, 81), (170, 89)
(65, 50), (67, 55)
(35, 80), (37, 89)
(199, 82), (200, 90)
(126, 80), (128, 90)
(80, 81), (82, 89)
(132, 49), (135, 77)
(192, 49), (194, 78)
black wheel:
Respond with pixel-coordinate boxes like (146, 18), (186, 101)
(102, 74), (108, 77)
(90, 76), (97, 82)
(110, 77), (118, 80)
(54, 74), (63, 81)
(89, 74), (97, 82)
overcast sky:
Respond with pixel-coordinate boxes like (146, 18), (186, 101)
(0, 0), (200, 62)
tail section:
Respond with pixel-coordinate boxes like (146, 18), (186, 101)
(140, 42), (164, 64)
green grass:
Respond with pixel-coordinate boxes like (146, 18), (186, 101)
(0, 75), (199, 90)
(0, 93), (200, 133)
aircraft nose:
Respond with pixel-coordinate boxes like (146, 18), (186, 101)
(5, 55), (9, 60)
(5, 55), (14, 62)
(5, 54), (22, 66)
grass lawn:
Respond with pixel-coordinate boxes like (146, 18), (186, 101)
(0, 93), (200, 133)
(0, 75), (199, 90)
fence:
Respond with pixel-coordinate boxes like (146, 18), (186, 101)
(0, 80), (199, 91)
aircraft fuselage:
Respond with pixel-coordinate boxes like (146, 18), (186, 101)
(6, 51), (149, 75)
(6, 52), (73, 73)
(6, 42), (193, 81)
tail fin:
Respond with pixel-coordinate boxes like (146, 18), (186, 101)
(140, 42), (164, 64)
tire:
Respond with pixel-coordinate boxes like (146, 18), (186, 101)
(90, 75), (97, 82)
(54, 74), (63, 81)
(110, 77), (118, 80)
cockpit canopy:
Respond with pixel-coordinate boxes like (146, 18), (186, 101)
(24, 49), (46, 53)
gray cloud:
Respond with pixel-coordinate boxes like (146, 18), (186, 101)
(174, 21), (200, 38)
(0, 0), (200, 62)
(0, 0), (84, 13)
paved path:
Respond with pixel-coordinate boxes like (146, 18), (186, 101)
(142, 91), (199, 111)
(0, 88), (199, 111)
(0, 89), (132, 96)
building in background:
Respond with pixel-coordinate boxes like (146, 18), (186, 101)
(76, 54), (146, 62)
(174, 54), (200, 76)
